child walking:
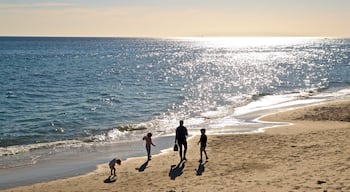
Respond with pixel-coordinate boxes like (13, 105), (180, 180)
(198, 129), (208, 163)
(109, 158), (121, 177)
(143, 133), (156, 161)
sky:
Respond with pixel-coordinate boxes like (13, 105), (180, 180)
(0, 0), (349, 37)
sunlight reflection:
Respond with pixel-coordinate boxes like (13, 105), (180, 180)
(180, 37), (319, 48)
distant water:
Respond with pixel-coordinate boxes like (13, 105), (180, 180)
(1, 37), (350, 164)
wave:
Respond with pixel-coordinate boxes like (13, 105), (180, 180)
(0, 140), (83, 157)
(3, 87), (350, 158)
(0, 120), (169, 157)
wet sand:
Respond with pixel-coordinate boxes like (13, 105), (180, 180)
(2, 100), (350, 192)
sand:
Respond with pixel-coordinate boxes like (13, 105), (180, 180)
(2, 100), (350, 192)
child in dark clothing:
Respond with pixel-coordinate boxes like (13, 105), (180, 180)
(109, 158), (121, 176)
(198, 129), (208, 163)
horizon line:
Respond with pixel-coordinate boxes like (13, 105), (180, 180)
(1, 35), (349, 39)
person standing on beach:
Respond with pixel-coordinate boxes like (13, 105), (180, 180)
(109, 158), (121, 177)
(143, 132), (156, 161)
(198, 128), (208, 163)
(175, 120), (188, 161)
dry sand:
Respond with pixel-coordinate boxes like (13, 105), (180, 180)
(2, 100), (350, 192)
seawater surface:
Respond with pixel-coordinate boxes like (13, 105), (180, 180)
(0, 37), (350, 181)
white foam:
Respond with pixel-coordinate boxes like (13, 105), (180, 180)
(0, 140), (83, 157)
(317, 88), (350, 98)
(206, 116), (245, 129)
(234, 94), (299, 116)
(106, 129), (129, 140)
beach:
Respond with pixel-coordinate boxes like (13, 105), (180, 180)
(2, 99), (350, 192)
(1, 37), (350, 191)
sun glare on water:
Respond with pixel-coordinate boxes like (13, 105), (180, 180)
(180, 37), (318, 48)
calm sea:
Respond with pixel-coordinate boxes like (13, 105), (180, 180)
(0, 37), (350, 168)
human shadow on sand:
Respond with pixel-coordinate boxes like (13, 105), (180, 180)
(135, 160), (149, 172)
(104, 175), (117, 183)
(196, 161), (207, 176)
(169, 161), (186, 180)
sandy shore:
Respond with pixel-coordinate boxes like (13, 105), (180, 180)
(2, 100), (350, 192)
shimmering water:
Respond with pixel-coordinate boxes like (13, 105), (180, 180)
(1, 37), (350, 158)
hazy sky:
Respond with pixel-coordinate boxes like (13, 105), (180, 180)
(0, 0), (349, 37)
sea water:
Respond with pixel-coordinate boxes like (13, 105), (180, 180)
(0, 37), (350, 187)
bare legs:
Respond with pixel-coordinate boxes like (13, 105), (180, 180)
(200, 147), (208, 162)
(146, 145), (151, 160)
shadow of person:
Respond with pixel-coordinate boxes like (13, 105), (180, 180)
(104, 175), (117, 183)
(135, 160), (149, 172)
(169, 161), (186, 180)
(196, 161), (207, 176)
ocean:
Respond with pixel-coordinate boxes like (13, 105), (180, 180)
(0, 37), (350, 188)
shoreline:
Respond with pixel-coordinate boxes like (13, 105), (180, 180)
(0, 135), (176, 190)
(2, 99), (350, 191)
(0, 97), (298, 189)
